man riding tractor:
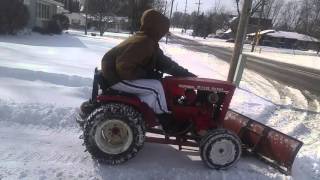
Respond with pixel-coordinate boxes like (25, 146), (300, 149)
(81, 9), (196, 135)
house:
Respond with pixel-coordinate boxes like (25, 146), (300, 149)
(215, 29), (234, 39)
(88, 16), (129, 33)
(106, 16), (129, 33)
(66, 13), (86, 27)
(247, 30), (320, 50)
(230, 17), (273, 36)
(23, 0), (66, 29)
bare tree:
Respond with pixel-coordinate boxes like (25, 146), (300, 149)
(294, 0), (320, 37)
(212, 0), (226, 14)
(263, 0), (284, 24)
(274, 0), (299, 31)
(234, 0), (271, 17)
(295, 0), (313, 34)
(251, 0), (264, 15)
(87, 0), (125, 36)
(152, 0), (167, 14)
(309, 0), (320, 38)
(203, 0), (230, 35)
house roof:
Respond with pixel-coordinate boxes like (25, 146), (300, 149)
(248, 29), (320, 42)
(268, 31), (319, 42)
(247, 29), (275, 36)
(45, 0), (64, 7)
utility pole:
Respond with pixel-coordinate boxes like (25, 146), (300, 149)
(251, 0), (265, 52)
(166, 0), (175, 44)
(169, 0), (175, 21)
(183, 0), (187, 32)
(84, 0), (88, 35)
(195, 0), (202, 16)
(130, 0), (136, 34)
(184, 0), (187, 14)
(227, 0), (253, 82)
(175, 2), (178, 12)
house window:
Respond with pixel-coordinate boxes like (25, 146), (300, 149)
(37, 3), (41, 18)
(44, 5), (49, 19)
(36, 2), (50, 20)
(24, 0), (30, 5)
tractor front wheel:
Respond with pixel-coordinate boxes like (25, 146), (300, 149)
(200, 129), (242, 170)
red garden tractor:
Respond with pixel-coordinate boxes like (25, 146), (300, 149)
(77, 69), (302, 175)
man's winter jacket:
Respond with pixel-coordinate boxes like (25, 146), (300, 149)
(101, 9), (195, 86)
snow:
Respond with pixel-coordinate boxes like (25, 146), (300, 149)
(0, 30), (319, 179)
(225, 29), (232, 34)
(246, 51), (320, 71)
(68, 29), (131, 39)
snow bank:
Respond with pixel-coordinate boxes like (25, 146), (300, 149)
(246, 51), (320, 71)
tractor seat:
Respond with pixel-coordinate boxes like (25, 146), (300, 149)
(93, 69), (137, 98)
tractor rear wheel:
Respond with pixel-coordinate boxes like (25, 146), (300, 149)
(83, 103), (145, 165)
(200, 129), (242, 170)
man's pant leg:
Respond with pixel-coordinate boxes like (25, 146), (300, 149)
(111, 79), (169, 114)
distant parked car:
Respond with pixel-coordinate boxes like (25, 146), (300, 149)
(207, 34), (216, 38)
(226, 39), (235, 43)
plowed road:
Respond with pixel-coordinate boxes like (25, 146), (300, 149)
(170, 35), (320, 94)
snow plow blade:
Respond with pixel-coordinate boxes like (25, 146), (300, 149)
(223, 110), (303, 175)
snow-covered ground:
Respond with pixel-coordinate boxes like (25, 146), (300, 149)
(0, 30), (319, 179)
(171, 28), (320, 71)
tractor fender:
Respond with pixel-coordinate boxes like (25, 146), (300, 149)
(96, 95), (158, 127)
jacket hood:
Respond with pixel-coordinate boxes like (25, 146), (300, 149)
(140, 9), (170, 42)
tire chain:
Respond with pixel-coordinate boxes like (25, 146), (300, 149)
(82, 103), (145, 165)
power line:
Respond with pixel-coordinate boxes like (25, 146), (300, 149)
(166, 0), (175, 44)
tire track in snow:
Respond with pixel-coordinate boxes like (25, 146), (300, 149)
(240, 70), (319, 144)
(263, 79), (308, 135)
(300, 90), (320, 112)
(0, 100), (79, 128)
(241, 70), (281, 104)
(263, 79), (320, 148)
(0, 123), (90, 165)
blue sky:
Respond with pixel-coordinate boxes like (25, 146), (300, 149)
(171, 0), (236, 14)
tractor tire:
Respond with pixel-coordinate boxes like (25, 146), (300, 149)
(83, 103), (145, 165)
(200, 129), (242, 170)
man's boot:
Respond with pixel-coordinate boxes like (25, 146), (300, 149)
(157, 113), (192, 136)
